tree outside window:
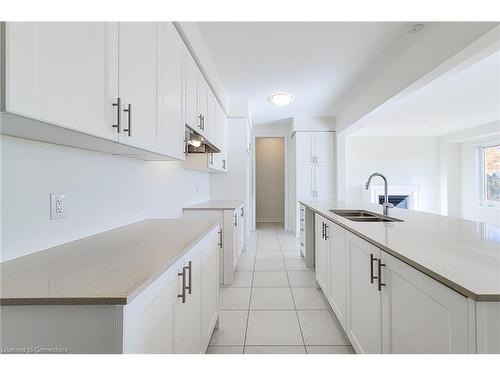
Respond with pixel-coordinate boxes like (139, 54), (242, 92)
(484, 144), (500, 206)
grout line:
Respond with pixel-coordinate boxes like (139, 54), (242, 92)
(242, 229), (258, 355)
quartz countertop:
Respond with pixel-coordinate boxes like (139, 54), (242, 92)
(301, 201), (500, 302)
(0, 218), (218, 306)
(183, 200), (244, 210)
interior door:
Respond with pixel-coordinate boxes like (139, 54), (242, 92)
(6, 22), (119, 141)
(118, 22), (161, 153)
(314, 132), (335, 165)
(314, 214), (329, 293)
(328, 221), (347, 329)
(346, 234), (382, 354)
(201, 229), (219, 350)
(296, 132), (314, 165)
(162, 22), (185, 160)
(381, 252), (469, 353)
(315, 165), (336, 200)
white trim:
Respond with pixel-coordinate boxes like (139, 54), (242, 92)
(368, 185), (420, 210)
(477, 143), (500, 209)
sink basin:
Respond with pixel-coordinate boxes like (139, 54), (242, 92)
(329, 209), (404, 223)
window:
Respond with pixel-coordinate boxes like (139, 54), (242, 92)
(483, 144), (500, 206)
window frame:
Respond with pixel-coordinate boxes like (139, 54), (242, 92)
(477, 142), (500, 209)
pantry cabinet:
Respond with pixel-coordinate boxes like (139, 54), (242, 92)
(296, 131), (335, 166)
(297, 165), (335, 201)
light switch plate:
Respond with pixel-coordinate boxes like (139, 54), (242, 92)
(50, 193), (66, 219)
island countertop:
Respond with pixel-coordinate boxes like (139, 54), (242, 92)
(300, 201), (500, 302)
(183, 200), (244, 210)
(0, 218), (218, 306)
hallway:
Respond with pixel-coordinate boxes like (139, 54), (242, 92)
(207, 223), (354, 354)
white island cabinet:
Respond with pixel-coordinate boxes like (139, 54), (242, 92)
(0, 219), (220, 354)
(303, 201), (500, 354)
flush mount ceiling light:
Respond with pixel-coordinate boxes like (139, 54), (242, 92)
(270, 92), (294, 106)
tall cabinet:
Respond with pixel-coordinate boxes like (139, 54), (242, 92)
(295, 131), (336, 234)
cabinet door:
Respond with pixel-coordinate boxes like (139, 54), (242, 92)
(202, 229), (219, 350)
(177, 245), (203, 353)
(328, 221), (347, 329)
(346, 234), (382, 354)
(212, 102), (227, 171)
(6, 22), (119, 141)
(380, 252), (468, 353)
(118, 22), (162, 152)
(297, 166), (315, 200)
(122, 267), (178, 353)
(162, 22), (185, 160)
(197, 74), (209, 138)
(314, 132), (335, 165)
(314, 214), (329, 293)
(206, 91), (217, 145)
(315, 165), (335, 201)
(184, 50), (199, 131)
(296, 132), (314, 165)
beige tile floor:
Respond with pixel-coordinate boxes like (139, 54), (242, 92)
(207, 222), (354, 355)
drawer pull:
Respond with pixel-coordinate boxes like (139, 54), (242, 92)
(112, 97), (121, 133)
(186, 261), (192, 295)
(178, 266), (187, 303)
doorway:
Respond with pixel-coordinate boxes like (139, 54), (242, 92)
(255, 137), (285, 228)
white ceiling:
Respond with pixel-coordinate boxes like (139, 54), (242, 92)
(197, 22), (407, 124)
(352, 50), (500, 137)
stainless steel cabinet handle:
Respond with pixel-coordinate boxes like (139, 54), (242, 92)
(241, 207), (244, 218)
(218, 230), (223, 248)
(123, 104), (132, 137)
(234, 213), (237, 227)
(324, 223), (329, 240)
(186, 261), (192, 295)
(112, 97), (121, 133)
(178, 266), (187, 303)
(209, 153), (214, 165)
(377, 259), (386, 291)
(322, 222), (325, 239)
(222, 159), (226, 169)
(198, 114), (203, 130)
(370, 254), (378, 284)
(202, 115), (205, 130)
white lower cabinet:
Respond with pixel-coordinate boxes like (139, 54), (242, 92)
(314, 213), (471, 354)
(380, 251), (468, 353)
(183, 204), (245, 285)
(346, 233), (383, 354)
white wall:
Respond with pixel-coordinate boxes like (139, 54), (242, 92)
(345, 136), (441, 214)
(255, 138), (284, 223)
(1, 135), (210, 262)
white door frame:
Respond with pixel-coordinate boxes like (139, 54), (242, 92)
(252, 135), (289, 230)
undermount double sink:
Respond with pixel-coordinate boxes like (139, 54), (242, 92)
(329, 210), (404, 223)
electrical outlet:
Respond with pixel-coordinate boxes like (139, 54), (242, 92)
(50, 193), (66, 220)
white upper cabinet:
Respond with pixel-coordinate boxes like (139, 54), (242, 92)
(295, 132), (335, 165)
(118, 22), (162, 153)
(184, 49), (199, 132)
(163, 22), (186, 160)
(4, 22), (195, 161)
(6, 22), (119, 141)
(380, 251), (468, 353)
(196, 72), (210, 139)
(296, 132), (315, 165)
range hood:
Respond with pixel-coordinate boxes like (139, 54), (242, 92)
(185, 126), (220, 154)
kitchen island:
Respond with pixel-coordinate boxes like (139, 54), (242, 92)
(300, 200), (500, 354)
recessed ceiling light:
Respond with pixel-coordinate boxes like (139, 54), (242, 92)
(270, 92), (294, 106)
(408, 23), (424, 34)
